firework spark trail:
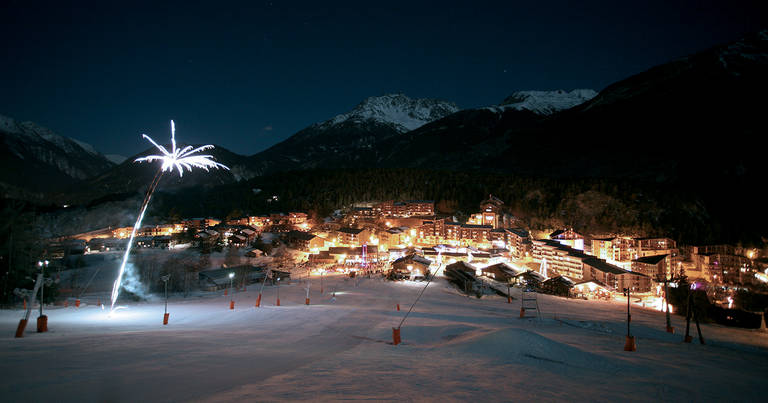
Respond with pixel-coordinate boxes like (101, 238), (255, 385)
(109, 120), (228, 313)
(109, 169), (163, 312)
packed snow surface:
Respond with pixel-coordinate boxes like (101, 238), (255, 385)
(2, 273), (767, 402)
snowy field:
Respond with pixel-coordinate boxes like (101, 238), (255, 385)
(2, 273), (768, 402)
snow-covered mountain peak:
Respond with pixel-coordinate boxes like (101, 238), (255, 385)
(321, 93), (459, 132)
(0, 113), (115, 185)
(495, 89), (598, 115)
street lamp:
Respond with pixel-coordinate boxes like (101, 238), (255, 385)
(228, 272), (235, 310)
(37, 260), (50, 333)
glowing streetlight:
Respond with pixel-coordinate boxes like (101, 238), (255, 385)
(228, 272), (235, 310)
(37, 260), (50, 333)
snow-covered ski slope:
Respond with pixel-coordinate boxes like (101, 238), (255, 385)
(2, 273), (767, 402)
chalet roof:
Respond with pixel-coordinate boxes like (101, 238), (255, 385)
(550, 229), (565, 238)
(481, 194), (504, 205)
(461, 224), (493, 229)
(583, 257), (628, 275)
(574, 280), (611, 290)
(550, 229), (582, 239)
(515, 270), (546, 281)
(422, 250), (467, 257)
(393, 253), (432, 266)
(338, 227), (365, 235)
(288, 231), (316, 241)
(507, 228), (529, 238)
(544, 275), (575, 286)
(633, 254), (668, 265)
(446, 261), (476, 273)
(482, 262), (521, 276)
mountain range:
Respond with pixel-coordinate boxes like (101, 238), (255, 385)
(0, 115), (115, 199)
(2, 30), (767, 243)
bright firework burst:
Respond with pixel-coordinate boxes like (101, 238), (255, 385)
(110, 120), (228, 313)
(134, 120), (229, 176)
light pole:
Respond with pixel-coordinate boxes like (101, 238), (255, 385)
(624, 287), (636, 351)
(37, 260), (50, 333)
(228, 272), (235, 310)
(161, 274), (170, 325)
(276, 276), (281, 306)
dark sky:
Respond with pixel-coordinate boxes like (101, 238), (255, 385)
(1, 0), (766, 157)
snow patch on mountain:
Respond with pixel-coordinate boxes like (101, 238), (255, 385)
(318, 93), (459, 133)
(105, 154), (128, 164)
(488, 89), (597, 115)
(69, 138), (100, 155)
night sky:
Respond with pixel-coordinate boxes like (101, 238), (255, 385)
(1, 0), (765, 157)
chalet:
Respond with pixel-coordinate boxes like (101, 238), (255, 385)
(632, 254), (669, 280)
(374, 200), (434, 217)
(582, 257), (651, 292)
(444, 261), (480, 293)
(183, 218), (221, 229)
(480, 262), (520, 282)
(226, 217), (250, 226)
(230, 234), (248, 247)
(87, 237), (128, 252)
(309, 250), (335, 264)
(445, 260), (476, 276)
(47, 239), (87, 258)
(514, 270), (546, 288)
(692, 249), (752, 284)
(240, 228), (257, 242)
(550, 228), (586, 251)
(336, 227), (371, 246)
(328, 245), (380, 264)
(532, 239), (589, 280)
(379, 227), (406, 248)
(285, 231), (323, 251)
(467, 194), (505, 228)
(287, 212), (308, 226)
(134, 236), (154, 248)
(541, 275), (575, 297)
(152, 235), (172, 248)
(459, 224), (493, 246)
(351, 207), (375, 219)
(573, 280), (612, 299)
(391, 254), (433, 279)
(507, 228), (531, 259)
(248, 215), (272, 229)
